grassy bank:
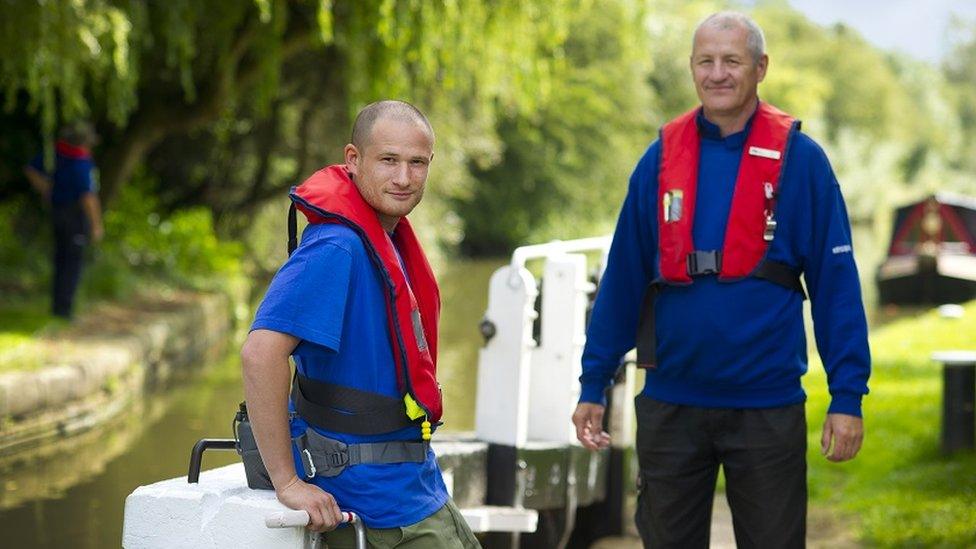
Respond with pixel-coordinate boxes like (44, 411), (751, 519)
(805, 301), (976, 547)
(0, 183), (251, 374)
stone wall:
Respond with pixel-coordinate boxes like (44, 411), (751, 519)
(0, 292), (231, 467)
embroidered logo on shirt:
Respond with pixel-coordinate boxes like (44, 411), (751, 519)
(832, 245), (852, 254)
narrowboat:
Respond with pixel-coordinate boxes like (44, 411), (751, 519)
(877, 193), (976, 305)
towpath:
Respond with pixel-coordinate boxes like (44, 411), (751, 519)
(591, 495), (859, 548)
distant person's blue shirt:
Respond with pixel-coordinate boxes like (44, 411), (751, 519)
(251, 222), (448, 528)
(30, 144), (96, 205)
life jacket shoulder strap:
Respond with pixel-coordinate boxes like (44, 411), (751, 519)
(288, 202), (298, 256)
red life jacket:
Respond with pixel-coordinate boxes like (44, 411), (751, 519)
(635, 102), (804, 368)
(290, 165), (443, 424)
(55, 140), (92, 159)
(657, 101), (799, 282)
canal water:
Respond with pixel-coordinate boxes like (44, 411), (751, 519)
(0, 258), (503, 549)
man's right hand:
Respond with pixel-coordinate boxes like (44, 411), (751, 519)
(275, 475), (343, 533)
(90, 222), (104, 243)
(572, 402), (611, 451)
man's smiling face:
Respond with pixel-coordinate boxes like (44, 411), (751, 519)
(691, 22), (767, 121)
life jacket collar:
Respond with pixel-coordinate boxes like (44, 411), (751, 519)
(55, 140), (92, 160)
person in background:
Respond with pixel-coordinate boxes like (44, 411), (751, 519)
(23, 121), (104, 319)
(572, 11), (870, 548)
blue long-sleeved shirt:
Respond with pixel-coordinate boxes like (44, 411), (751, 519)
(580, 110), (871, 416)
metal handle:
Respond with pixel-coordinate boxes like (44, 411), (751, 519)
(187, 438), (237, 483)
(265, 510), (366, 549)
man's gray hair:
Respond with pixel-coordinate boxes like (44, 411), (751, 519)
(351, 100), (434, 151)
(694, 11), (766, 63)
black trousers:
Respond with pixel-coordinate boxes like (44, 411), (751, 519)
(634, 396), (807, 549)
(52, 202), (89, 318)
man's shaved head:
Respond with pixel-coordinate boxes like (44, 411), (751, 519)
(351, 100), (435, 152)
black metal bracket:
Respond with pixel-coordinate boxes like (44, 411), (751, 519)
(187, 438), (238, 483)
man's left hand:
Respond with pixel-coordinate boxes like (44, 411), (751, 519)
(820, 413), (863, 462)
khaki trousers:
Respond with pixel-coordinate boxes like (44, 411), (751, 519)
(323, 499), (480, 548)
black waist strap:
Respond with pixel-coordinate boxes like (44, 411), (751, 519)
(752, 260), (806, 298)
(294, 427), (427, 478)
(636, 283), (660, 368)
(291, 372), (418, 435)
(635, 255), (806, 368)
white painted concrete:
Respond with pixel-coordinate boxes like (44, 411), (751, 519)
(122, 463), (314, 549)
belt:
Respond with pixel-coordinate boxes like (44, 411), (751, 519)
(294, 427), (428, 478)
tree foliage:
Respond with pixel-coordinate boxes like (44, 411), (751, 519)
(1, 0), (571, 204)
(1, 0), (975, 268)
(453, 0), (653, 254)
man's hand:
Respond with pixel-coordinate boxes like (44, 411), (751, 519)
(821, 413), (863, 462)
(275, 475), (343, 533)
(90, 222), (104, 243)
(23, 166), (52, 202)
(572, 402), (611, 451)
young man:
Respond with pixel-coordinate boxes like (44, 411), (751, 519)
(241, 100), (479, 548)
(572, 12), (870, 548)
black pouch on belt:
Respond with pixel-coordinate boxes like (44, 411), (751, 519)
(234, 402), (275, 490)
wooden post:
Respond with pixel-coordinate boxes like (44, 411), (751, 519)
(932, 351), (976, 454)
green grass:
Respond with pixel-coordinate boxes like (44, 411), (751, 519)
(804, 301), (976, 547)
(0, 297), (69, 373)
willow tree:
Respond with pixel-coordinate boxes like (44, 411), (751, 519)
(1, 0), (571, 208)
(945, 17), (976, 174)
(453, 0), (653, 254)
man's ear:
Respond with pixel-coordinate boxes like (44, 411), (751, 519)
(344, 144), (360, 176)
(756, 53), (769, 83)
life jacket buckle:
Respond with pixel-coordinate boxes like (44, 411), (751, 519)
(327, 450), (350, 469)
(687, 250), (722, 276)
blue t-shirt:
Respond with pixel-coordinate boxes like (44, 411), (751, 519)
(251, 223), (448, 528)
(30, 152), (96, 205)
(580, 107), (870, 416)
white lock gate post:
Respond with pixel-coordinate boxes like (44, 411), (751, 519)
(474, 265), (537, 447)
(527, 253), (592, 443)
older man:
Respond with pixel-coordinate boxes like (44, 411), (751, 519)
(242, 100), (479, 548)
(572, 12), (870, 548)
